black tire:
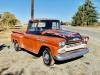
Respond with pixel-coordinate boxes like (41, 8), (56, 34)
(42, 48), (55, 66)
(14, 42), (21, 51)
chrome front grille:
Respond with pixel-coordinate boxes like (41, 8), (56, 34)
(66, 43), (82, 48)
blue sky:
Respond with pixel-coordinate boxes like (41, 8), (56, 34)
(0, 0), (100, 23)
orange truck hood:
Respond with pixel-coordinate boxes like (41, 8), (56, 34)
(42, 29), (80, 37)
(42, 29), (82, 43)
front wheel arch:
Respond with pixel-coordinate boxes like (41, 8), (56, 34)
(38, 46), (50, 57)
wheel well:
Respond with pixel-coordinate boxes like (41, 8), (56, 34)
(13, 40), (18, 44)
(38, 46), (50, 57)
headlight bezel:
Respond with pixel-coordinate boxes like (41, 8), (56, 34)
(59, 41), (66, 48)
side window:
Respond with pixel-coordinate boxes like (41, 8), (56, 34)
(27, 22), (41, 35)
(52, 22), (59, 29)
(37, 22), (46, 31)
(52, 22), (57, 29)
(38, 22), (45, 27)
(28, 23), (37, 31)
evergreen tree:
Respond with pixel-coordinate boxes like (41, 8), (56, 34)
(72, 0), (98, 26)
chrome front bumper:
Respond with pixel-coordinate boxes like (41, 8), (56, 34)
(54, 48), (89, 61)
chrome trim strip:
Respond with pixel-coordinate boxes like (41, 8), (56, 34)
(54, 48), (89, 61)
(58, 44), (87, 53)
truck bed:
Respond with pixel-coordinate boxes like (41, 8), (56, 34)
(12, 30), (25, 35)
(11, 30), (25, 49)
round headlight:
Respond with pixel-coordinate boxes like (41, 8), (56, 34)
(83, 37), (89, 44)
(59, 41), (66, 47)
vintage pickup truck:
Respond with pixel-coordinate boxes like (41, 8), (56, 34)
(11, 19), (89, 65)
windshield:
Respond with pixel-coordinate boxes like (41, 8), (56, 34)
(28, 20), (60, 32)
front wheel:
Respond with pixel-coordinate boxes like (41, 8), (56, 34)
(42, 48), (55, 66)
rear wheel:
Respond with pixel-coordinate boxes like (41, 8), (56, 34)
(42, 48), (55, 66)
(14, 42), (21, 51)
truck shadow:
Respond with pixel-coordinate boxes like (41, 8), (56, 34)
(22, 49), (40, 57)
(21, 49), (83, 65)
(0, 44), (10, 51)
(0, 44), (6, 51)
(55, 56), (83, 65)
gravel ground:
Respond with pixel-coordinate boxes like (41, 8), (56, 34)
(0, 27), (100, 75)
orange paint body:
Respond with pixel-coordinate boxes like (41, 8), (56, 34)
(11, 31), (65, 57)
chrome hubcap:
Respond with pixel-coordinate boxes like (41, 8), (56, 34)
(43, 50), (50, 64)
(44, 54), (49, 61)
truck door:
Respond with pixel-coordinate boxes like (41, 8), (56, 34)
(23, 22), (42, 54)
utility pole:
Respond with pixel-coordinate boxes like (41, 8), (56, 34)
(31, 0), (34, 18)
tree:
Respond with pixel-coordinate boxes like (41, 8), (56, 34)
(72, 0), (98, 26)
(0, 14), (4, 29)
(0, 14), (1, 18)
(0, 12), (20, 29)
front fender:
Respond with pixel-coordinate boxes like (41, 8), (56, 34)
(41, 43), (59, 57)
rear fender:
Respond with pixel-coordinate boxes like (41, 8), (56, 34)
(11, 33), (24, 48)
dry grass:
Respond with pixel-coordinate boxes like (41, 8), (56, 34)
(80, 25), (100, 30)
